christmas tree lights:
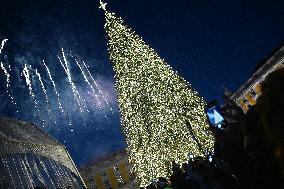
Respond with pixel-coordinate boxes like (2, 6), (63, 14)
(101, 3), (214, 186)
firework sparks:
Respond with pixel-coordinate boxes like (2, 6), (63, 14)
(58, 49), (87, 112)
(82, 60), (113, 113)
(35, 68), (50, 114)
(22, 64), (38, 114)
(0, 62), (18, 111)
(0, 39), (8, 54)
(43, 60), (64, 113)
(74, 58), (102, 109)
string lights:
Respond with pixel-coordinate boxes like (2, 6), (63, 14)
(102, 5), (214, 186)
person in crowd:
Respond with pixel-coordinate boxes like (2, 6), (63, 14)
(157, 177), (167, 189)
(256, 69), (284, 165)
(143, 69), (284, 189)
(218, 68), (284, 188)
(170, 161), (184, 189)
(255, 68), (284, 187)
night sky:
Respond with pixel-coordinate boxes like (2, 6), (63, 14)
(0, 0), (284, 167)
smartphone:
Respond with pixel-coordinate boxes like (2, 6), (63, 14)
(208, 155), (213, 162)
(187, 153), (194, 161)
(205, 100), (225, 129)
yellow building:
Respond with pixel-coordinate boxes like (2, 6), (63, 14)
(229, 45), (284, 112)
(79, 149), (137, 189)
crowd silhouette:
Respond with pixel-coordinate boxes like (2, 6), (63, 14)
(143, 68), (284, 189)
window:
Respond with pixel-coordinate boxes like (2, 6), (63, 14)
(244, 92), (256, 105)
(250, 88), (257, 97)
(241, 97), (248, 104)
(237, 98), (249, 111)
(254, 83), (262, 95)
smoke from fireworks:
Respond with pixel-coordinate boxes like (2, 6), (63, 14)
(82, 60), (113, 114)
(0, 38), (114, 132)
(58, 48), (87, 112)
(74, 58), (102, 110)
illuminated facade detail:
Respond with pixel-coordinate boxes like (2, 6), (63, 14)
(79, 150), (136, 189)
(229, 45), (284, 112)
(101, 6), (214, 186)
(237, 98), (249, 112)
(253, 84), (261, 95)
(244, 92), (256, 105)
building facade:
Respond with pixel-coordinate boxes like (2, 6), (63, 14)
(79, 150), (137, 189)
(0, 116), (86, 188)
(228, 45), (284, 112)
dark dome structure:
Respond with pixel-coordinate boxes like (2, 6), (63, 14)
(0, 116), (86, 188)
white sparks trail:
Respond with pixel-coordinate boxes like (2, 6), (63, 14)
(0, 63), (10, 88)
(0, 39), (18, 111)
(74, 58), (102, 110)
(36, 69), (50, 127)
(58, 48), (87, 112)
(0, 62), (18, 112)
(43, 60), (64, 113)
(23, 64), (38, 114)
(43, 59), (73, 127)
(36, 69), (51, 114)
(0, 39), (8, 54)
(82, 60), (113, 113)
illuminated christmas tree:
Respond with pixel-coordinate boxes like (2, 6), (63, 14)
(101, 2), (214, 186)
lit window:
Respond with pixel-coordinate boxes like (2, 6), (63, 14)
(250, 88), (257, 97)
